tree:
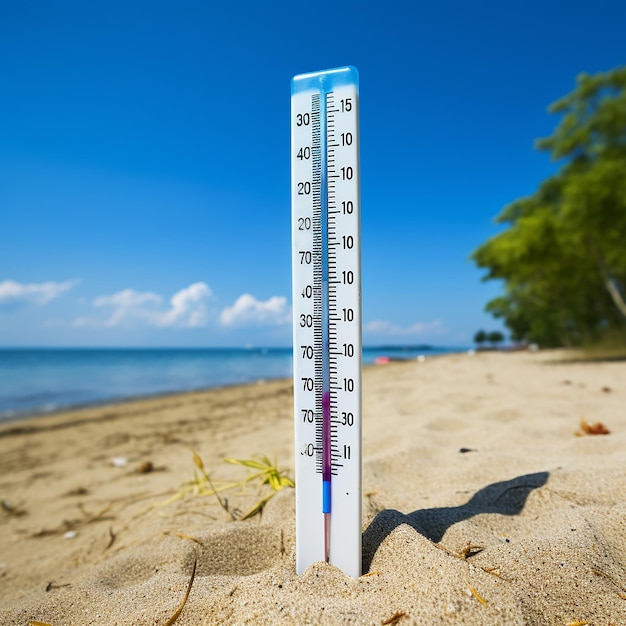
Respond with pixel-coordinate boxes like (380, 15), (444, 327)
(474, 330), (487, 346)
(487, 331), (505, 348)
(473, 67), (626, 346)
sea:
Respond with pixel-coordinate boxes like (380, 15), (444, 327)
(0, 346), (463, 422)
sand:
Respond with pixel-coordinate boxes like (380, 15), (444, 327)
(0, 350), (625, 625)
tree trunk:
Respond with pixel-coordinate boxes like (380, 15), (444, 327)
(604, 277), (626, 319)
(589, 237), (626, 321)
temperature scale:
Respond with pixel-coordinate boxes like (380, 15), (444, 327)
(291, 66), (361, 578)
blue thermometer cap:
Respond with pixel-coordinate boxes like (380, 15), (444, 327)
(291, 65), (359, 95)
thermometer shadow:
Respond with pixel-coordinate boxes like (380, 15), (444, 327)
(362, 471), (549, 573)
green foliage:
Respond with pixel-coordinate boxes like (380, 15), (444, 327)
(487, 331), (505, 346)
(164, 450), (294, 520)
(223, 455), (295, 493)
(473, 329), (505, 348)
(473, 67), (626, 346)
(474, 330), (487, 345)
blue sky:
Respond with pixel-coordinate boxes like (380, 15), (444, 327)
(1, 1), (624, 348)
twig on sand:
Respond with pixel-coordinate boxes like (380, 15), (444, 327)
(45, 581), (70, 592)
(174, 532), (204, 545)
(467, 584), (487, 606)
(163, 554), (197, 626)
(431, 540), (504, 579)
(381, 611), (406, 624)
(591, 566), (626, 593)
(29, 503), (114, 538)
(431, 541), (483, 561)
(105, 526), (116, 551)
(203, 471), (236, 521)
(459, 544), (484, 559)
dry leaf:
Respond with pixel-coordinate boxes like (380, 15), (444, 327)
(579, 418), (610, 435)
(467, 585), (487, 606)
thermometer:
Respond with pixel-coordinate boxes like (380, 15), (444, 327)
(291, 66), (361, 578)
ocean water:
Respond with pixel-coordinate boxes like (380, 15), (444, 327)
(0, 346), (461, 420)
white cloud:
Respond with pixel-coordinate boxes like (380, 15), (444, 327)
(155, 282), (212, 327)
(94, 288), (163, 327)
(91, 282), (212, 328)
(364, 319), (446, 336)
(0, 279), (77, 305)
(220, 293), (290, 327)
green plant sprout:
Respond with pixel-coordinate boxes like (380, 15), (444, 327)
(164, 450), (294, 520)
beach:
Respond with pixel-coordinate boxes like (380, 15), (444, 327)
(1, 350), (625, 625)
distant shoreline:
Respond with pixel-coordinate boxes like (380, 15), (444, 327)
(0, 352), (465, 428)
(0, 352), (455, 429)
(0, 345), (466, 422)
